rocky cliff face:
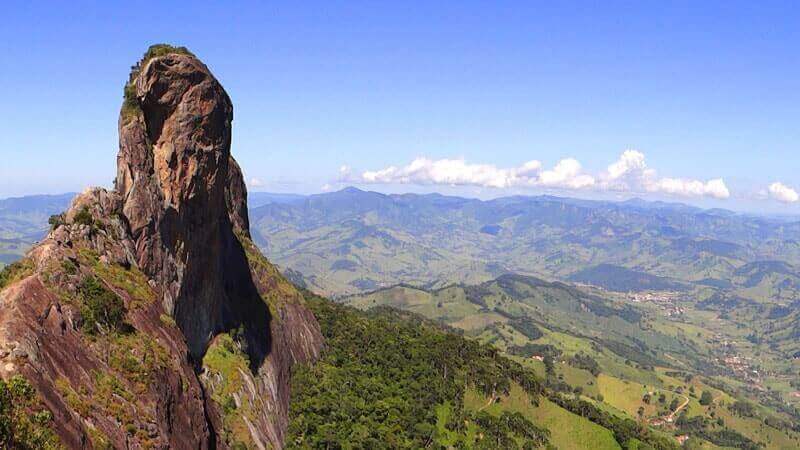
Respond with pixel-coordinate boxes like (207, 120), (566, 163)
(0, 45), (322, 449)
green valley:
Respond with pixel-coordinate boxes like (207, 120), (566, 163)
(341, 274), (800, 449)
(247, 189), (800, 300)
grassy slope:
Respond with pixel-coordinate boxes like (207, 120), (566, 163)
(465, 384), (621, 450)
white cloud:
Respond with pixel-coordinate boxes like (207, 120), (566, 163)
(597, 150), (730, 199)
(347, 150), (731, 200)
(248, 177), (264, 188)
(606, 149), (651, 181)
(352, 156), (594, 190)
(645, 177), (730, 199)
(768, 182), (799, 203)
(515, 160), (543, 177)
(358, 157), (531, 188)
(537, 158), (595, 189)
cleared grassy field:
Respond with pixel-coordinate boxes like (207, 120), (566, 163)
(715, 407), (800, 450)
(596, 373), (684, 419)
(597, 374), (649, 417)
(557, 363), (600, 397)
(536, 330), (595, 354)
(451, 312), (507, 331)
(465, 384), (621, 450)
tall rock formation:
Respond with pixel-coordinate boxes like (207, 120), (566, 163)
(0, 45), (322, 449)
(116, 46), (252, 359)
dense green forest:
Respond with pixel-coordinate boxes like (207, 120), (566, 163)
(287, 294), (548, 449)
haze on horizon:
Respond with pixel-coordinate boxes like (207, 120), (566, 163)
(1, 1), (798, 214)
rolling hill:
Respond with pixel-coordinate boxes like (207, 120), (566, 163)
(343, 275), (800, 449)
(247, 187), (800, 297)
(568, 264), (688, 292)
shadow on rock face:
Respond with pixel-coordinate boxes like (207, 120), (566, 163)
(220, 230), (273, 372)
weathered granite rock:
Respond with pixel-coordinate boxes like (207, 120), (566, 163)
(0, 45), (322, 449)
(116, 50), (238, 357)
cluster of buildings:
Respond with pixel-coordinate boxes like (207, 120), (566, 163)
(626, 291), (686, 317)
(720, 355), (763, 387)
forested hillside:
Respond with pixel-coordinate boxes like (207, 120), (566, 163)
(288, 293), (681, 449)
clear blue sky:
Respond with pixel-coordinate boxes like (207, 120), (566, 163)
(1, 1), (798, 213)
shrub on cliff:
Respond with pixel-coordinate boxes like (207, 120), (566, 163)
(122, 44), (195, 123)
(141, 44), (194, 61)
(79, 276), (128, 335)
(0, 376), (60, 449)
(47, 214), (64, 230)
(0, 259), (34, 290)
(73, 207), (93, 227)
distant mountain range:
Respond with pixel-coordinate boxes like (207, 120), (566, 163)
(4, 188), (799, 303)
(247, 187), (800, 298)
(0, 193), (76, 264)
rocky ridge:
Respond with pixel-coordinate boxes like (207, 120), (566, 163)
(0, 45), (322, 449)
